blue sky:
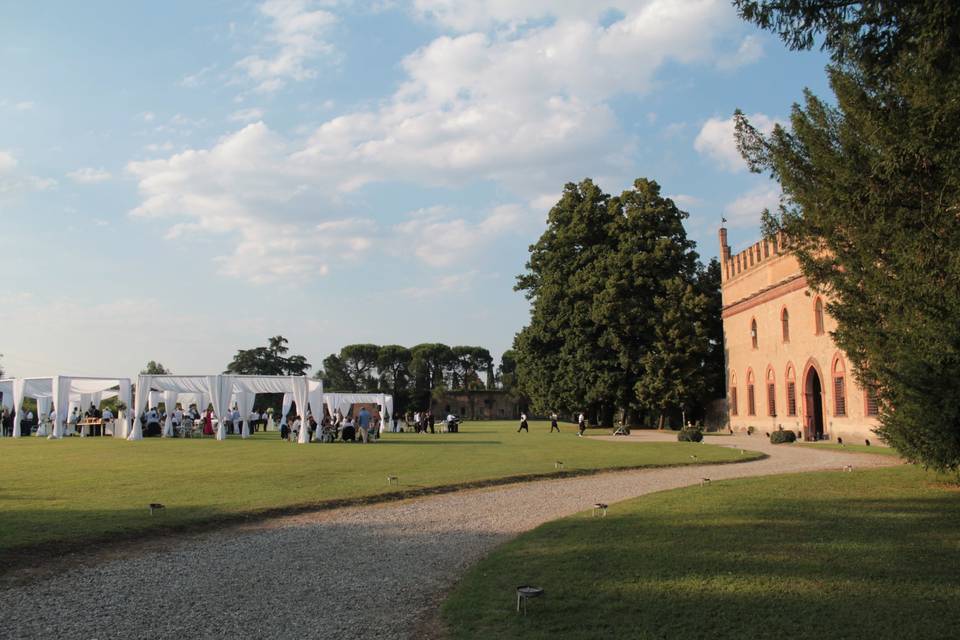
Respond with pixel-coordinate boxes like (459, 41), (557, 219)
(0, 0), (831, 378)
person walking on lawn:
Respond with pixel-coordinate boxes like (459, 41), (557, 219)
(517, 412), (529, 433)
(578, 411), (587, 437)
(550, 412), (560, 433)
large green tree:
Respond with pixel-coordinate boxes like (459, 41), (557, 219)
(733, 1), (960, 470)
(377, 344), (411, 409)
(514, 178), (716, 426)
(224, 336), (310, 376)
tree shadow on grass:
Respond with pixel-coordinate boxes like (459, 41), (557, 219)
(443, 477), (960, 640)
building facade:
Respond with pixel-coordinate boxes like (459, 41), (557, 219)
(719, 228), (880, 443)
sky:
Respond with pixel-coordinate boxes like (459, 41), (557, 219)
(0, 0), (832, 379)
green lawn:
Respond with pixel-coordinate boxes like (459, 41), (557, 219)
(0, 421), (756, 556)
(442, 465), (960, 640)
(797, 442), (900, 456)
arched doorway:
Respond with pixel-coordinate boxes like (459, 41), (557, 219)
(804, 368), (825, 440)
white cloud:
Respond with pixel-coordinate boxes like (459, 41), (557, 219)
(229, 107), (266, 123)
(0, 150), (17, 173)
(694, 112), (780, 172)
(180, 64), (218, 88)
(237, 0), (338, 93)
(668, 193), (703, 208)
(144, 141), (174, 153)
(67, 167), (112, 184)
(716, 34), (764, 70)
(141, 111), (155, 122)
(0, 151), (56, 194)
(400, 271), (478, 299)
(14, 100), (34, 111)
(723, 183), (781, 227)
(128, 1), (766, 282)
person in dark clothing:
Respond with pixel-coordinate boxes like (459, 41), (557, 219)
(517, 413), (529, 432)
(578, 411), (587, 437)
(428, 411), (435, 434)
(550, 412), (560, 433)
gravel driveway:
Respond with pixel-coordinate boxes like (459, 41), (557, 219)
(1, 435), (897, 640)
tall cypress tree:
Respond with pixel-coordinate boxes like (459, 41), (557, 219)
(734, 1), (960, 470)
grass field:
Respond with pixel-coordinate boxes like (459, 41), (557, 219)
(797, 442), (899, 456)
(0, 421), (757, 556)
(442, 465), (960, 640)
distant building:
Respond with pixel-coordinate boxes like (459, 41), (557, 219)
(719, 228), (879, 443)
(430, 390), (522, 420)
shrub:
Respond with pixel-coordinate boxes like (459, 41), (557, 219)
(678, 428), (703, 443)
(770, 430), (797, 444)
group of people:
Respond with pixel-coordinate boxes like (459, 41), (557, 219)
(280, 406), (380, 444)
(516, 411), (589, 436)
(1, 402), (119, 437)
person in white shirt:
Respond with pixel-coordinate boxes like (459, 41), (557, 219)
(578, 412), (587, 437)
(231, 407), (242, 435)
(517, 412), (529, 433)
(145, 407), (161, 436)
(171, 405), (183, 436)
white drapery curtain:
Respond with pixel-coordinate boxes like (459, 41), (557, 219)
(209, 375), (231, 441)
(281, 393), (293, 422)
(322, 393), (393, 426)
(162, 390), (178, 437)
(12, 378), (25, 438)
(0, 379), (11, 438)
(236, 390), (254, 439)
(294, 377), (311, 444)
(118, 378), (131, 438)
(385, 395), (395, 432)
(36, 396), (51, 437)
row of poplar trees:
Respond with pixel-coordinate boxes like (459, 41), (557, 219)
(513, 178), (724, 429)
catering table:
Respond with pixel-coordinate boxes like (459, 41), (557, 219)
(77, 418), (105, 437)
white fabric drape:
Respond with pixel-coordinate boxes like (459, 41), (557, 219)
(385, 395), (395, 432)
(281, 393), (293, 421)
(294, 377), (310, 444)
(208, 375), (231, 441)
(130, 374), (151, 441)
(12, 378), (25, 438)
(118, 378), (131, 438)
(36, 396), (51, 437)
(0, 379), (12, 438)
(53, 376), (69, 439)
(162, 390), (178, 437)
(236, 390), (254, 439)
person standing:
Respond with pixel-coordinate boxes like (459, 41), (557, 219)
(517, 412), (529, 433)
(357, 406), (372, 443)
(550, 412), (560, 433)
(578, 411), (587, 437)
(427, 410), (435, 434)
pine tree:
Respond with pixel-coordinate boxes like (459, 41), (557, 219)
(734, 1), (960, 470)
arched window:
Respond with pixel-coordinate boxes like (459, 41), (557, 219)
(766, 367), (777, 417)
(832, 356), (847, 416)
(750, 318), (758, 349)
(781, 308), (790, 342)
(814, 298), (825, 335)
(747, 369), (756, 416)
(785, 364), (797, 416)
(729, 371), (738, 416)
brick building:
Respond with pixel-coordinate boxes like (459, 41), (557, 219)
(430, 390), (522, 420)
(719, 227), (880, 443)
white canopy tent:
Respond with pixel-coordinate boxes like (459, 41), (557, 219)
(323, 393), (393, 434)
(1, 376), (132, 439)
(135, 375), (323, 443)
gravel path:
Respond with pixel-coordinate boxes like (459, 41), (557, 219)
(1, 435), (897, 640)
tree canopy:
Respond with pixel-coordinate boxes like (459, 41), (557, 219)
(734, 1), (960, 470)
(224, 336), (311, 376)
(141, 361), (170, 375)
(317, 343), (511, 412)
(513, 178), (723, 427)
